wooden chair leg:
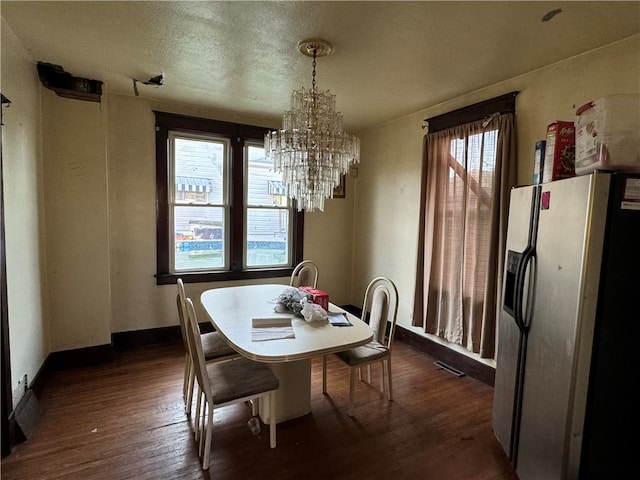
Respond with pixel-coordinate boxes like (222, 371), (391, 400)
(322, 355), (327, 394)
(387, 357), (393, 401)
(198, 399), (207, 457)
(186, 360), (195, 418)
(202, 404), (214, 470)
(348, 367), (356, 417)
(379, 361), (385, 393)
(269, 392), (277, 448)
(183, 353), (190, 402)
(194, 388), (202, 440)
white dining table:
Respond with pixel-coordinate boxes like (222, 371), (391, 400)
(200, 284), (373, 423)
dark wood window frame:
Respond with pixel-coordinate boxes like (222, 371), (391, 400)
(154, 111), (304, 285)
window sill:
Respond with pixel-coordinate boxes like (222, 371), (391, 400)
(156, 268), (295, 285)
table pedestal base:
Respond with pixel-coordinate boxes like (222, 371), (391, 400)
(259, 359), (311, 424)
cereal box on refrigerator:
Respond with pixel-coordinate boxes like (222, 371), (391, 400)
(542, 121), (576, 183)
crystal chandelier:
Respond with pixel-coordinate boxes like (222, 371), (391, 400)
(264, 40), (360, 212)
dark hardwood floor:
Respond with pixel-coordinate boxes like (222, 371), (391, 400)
(1, 341), (517, 480)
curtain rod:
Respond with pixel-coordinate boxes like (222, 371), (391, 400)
(423, 91), (519, 133)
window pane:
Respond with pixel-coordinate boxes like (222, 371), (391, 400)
(247, 144), (288, 207)
(174, 136), (225, 205)
(174, 206), (226, 271)
(246, 208), (289, 267)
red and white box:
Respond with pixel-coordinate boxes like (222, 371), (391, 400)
(543, 121), (576, 182)
(298, 286), (329, 311)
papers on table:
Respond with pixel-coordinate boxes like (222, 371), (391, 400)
(327, 312), (352, 327)
(251, 317), (295, 342)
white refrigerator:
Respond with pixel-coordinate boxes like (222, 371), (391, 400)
(492, 172), (640, 479)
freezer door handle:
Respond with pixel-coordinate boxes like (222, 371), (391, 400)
(513, 186), (541, 332)
(514, 248), (535, 330)
(503, 250), (521, 318)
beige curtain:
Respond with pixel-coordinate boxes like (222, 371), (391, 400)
(413, 113), (516, 358)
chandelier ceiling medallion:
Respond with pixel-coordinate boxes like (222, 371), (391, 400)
(264, 39), (360, 212)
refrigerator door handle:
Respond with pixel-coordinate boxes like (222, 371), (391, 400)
(515, 248), (536, 330)
(514, 247), (531, 330)
(509, 185), (541, 466)
(514, 186), (541, 331)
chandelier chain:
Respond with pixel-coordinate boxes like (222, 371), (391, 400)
(312, 48), (317, 94)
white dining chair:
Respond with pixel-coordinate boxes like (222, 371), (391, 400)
(184, 298), (279, 469)
(177, 279), (238, 422)
(289, 260), (319, 288)
(322, 276), (399, 416)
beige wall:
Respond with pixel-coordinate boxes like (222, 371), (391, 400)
(41, 90), (112, 351)
(1, 18), (50, 407)
(352, 36), (640, 353)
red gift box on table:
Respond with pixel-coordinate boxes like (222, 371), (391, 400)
(298, 286), (329, 310)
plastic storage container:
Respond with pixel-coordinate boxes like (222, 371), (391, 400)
(575, 94), (640, 175)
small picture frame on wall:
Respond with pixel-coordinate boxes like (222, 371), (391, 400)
(333, 175), (346, 198)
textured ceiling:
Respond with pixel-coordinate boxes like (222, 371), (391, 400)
(2, 1), (639, 132)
